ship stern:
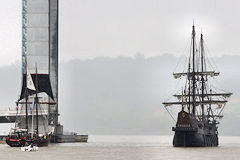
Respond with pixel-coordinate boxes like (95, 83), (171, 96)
(172, 110), (205, 147)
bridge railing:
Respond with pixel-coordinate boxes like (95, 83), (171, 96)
(0, 110), (48, 116)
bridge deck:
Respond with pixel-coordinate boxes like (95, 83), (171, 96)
(0, 110), (48, 123)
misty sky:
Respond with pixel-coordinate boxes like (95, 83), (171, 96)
(0, 0), (240, 66)
(0, 54), (239, 135)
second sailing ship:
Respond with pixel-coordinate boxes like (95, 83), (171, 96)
(163, 25), (232, 147)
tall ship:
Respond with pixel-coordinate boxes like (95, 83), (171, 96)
(163, 25), (232, 147)
(6, 65), (55, 147)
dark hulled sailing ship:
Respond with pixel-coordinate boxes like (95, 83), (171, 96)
(6, 67), (56, 147)
(163, 25), (232, 147)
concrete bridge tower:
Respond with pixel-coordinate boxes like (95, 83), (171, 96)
(22, 0), (60, 139)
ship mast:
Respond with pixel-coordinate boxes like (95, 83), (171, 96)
(200, 33), (205, 120)
(192, 25), (196, 116)
(35, 66), (39, 135)
(25, 68), (28, 131)
(162, 25), (232, 122)
(25, 64), (28, 132)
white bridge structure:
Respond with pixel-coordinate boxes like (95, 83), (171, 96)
(0, 108), (48, 123)
(0, 109), (48, 117)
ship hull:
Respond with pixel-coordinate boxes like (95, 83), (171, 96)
(173, 131), (218, 147)
(6, 139), (48, 147)
(172, 110), (219, 147)
(6, 139), (25, 147)
(6, 135), (48, 147)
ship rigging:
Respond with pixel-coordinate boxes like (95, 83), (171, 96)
(163, 25), (232, 147)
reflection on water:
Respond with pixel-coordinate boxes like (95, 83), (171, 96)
(1, 135), (240, 160)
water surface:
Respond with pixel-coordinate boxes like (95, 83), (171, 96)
(1, 135), (240, 160)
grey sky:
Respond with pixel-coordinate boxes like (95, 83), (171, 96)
(0, 0), (240, 66)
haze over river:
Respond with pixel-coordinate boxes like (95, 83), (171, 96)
(1, 135), (240, 160)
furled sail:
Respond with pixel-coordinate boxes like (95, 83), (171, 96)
(173, 71), (220, 79)
(163, 100), (228, 107)
(173, 93), (232, 100)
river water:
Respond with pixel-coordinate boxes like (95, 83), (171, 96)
(1, 135), (240, 160)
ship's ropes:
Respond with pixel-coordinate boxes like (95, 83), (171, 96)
(173, 37), (191, 73)
(164, 107), (176, 123)
(203, 40), (219, 72)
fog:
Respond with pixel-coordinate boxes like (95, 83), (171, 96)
(1, 54), (239, 136)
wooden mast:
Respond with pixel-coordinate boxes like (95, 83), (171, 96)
(192, 25), (196, 116)
(162, 25), (232, 123)
(35, 65), (39, 135)
(188, 61), (191, 114)
(25, 60), (28, 131)
(200, 33), (205, 120)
